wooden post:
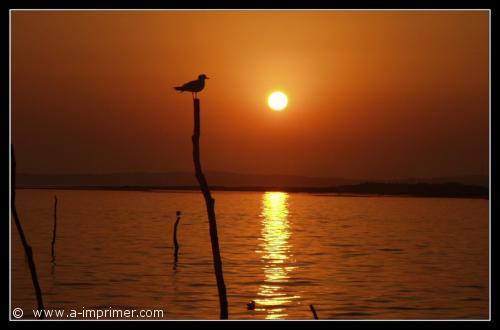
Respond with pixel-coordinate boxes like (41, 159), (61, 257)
(11, 145), (45, 318)
(51, 195), (58, 261)
(173, 211), (181, 267)
(309, 304), (319, 319)
(191, 98), (229, 319)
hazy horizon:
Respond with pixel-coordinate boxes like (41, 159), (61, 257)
(15, 170), (489, 190)
(15, 169), (488, 180)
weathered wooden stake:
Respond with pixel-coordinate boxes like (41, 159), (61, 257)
(173, 210), (181, 267)
(11, 145), (45, 318)
(309, 304), (319, 320)
(192, 98), (229, 319)
(51, 195), (58, 261)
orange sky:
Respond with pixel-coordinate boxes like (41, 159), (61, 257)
(11, 10), (489, 179)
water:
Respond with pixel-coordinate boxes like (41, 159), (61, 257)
(11, 189), (489, 320)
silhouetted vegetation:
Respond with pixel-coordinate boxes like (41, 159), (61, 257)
(318, 182), (488, 198)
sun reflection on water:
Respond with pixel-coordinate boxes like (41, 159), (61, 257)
(255, 192), (299, 319)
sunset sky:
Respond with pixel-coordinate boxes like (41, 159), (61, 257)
(11, 10), (489, 180)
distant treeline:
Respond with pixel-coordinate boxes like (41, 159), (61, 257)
(16, 172), (488, 188)
(318, 182), (488, 198)
(17, 182), (488, 199)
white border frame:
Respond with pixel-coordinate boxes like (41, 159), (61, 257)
(8, 8), (492, 322)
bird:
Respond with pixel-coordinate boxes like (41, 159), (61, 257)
(173, 74), (209, 99)
(247, 300), (256, 310)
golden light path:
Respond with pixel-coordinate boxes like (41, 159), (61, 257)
(255, 192), (299, 319)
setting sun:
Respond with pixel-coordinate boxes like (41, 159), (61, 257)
(268, 91), (288, 111)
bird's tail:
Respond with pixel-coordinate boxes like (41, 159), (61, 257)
(173, 86), (184, 92)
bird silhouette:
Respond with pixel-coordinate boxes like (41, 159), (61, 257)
(174, 74), (209, 99)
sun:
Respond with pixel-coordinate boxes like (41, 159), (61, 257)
(268, 91), (288, 111)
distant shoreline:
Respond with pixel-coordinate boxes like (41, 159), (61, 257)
(16, 182), (489, 199)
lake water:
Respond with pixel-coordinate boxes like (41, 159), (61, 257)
(11, 189), (489, 320)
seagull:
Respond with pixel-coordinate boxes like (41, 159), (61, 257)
(174, 74), (210, 99)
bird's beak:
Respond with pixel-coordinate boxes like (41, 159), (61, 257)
(206, 76), (210, 79)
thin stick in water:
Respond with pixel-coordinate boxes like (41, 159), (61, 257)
(51, 195), (58, 262)
(173, 210), (181, 268)
(11, 145), (45, 318)
(309, 304), (319, 320)
(191, 98), (229, 319)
